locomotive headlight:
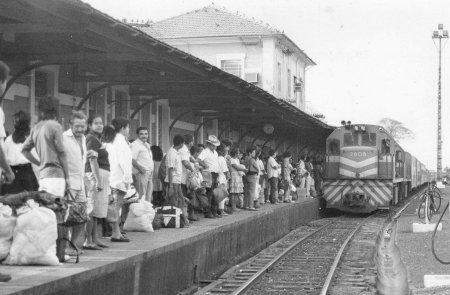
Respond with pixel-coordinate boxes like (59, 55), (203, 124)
(361, 125), (366, 132)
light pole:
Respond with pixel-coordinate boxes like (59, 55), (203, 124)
(432, 24), (448, 180)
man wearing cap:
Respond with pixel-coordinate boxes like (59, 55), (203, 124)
(198, 135), (220, 218)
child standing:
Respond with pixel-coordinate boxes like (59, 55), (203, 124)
(229, 148), (247, 212)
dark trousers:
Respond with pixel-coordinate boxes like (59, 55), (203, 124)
(269, 177), (279, 204)
(1, 164), (38, 194)
(205, 172), (218, 216)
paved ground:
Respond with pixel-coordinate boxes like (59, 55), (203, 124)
(397, 186), (450, 293)
(0, 198), (316, 295)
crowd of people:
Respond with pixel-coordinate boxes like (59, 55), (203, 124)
(0, 60), (324, 280)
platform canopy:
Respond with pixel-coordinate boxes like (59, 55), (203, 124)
(0, 0), (334, 149)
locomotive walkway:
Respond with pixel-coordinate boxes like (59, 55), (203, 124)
(0, 198), (319, 295)
(396, 186), (450, 294)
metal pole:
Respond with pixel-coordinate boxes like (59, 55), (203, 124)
(432, 24), (448, 180)
(437, 37), (442, 180)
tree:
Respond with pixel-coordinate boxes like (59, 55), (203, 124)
(379, 118), (414, 140)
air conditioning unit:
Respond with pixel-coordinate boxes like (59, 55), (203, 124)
(245, 72), (259, 83)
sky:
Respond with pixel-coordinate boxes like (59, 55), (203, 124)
(85, 0), (450, 170)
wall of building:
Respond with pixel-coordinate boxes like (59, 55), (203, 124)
(163, 36), (308, 111)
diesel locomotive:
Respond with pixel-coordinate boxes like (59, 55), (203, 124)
(323, 124), (430, 213)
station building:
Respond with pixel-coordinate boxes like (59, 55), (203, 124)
(0, 0), (333, 158)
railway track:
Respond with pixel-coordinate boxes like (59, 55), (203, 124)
(195, 191), (421, 295)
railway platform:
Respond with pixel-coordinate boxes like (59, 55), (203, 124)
(0, 198), (319, 295)
(397, 186), (450, 294)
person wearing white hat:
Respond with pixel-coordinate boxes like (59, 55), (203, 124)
(198, 135), (220, 218)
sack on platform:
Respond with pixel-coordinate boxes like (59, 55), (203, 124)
(297, 187), (308, 199)
(156, 206), (183, 228)
(124, 199), (155, 232)
(0, 204), (16, 261)
(4, 200), (59, 266)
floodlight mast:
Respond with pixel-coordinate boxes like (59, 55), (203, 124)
(432, 24), (448, 180)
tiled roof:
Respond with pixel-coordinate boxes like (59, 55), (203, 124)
(141, 5), (282, 39)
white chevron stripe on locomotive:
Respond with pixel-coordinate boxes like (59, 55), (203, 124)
(359, 168), (378, 178)
(340, 156), (377, 168)
(339, 168), (356, 178)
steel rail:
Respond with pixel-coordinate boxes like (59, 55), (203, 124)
(319, 217), (368, 295)
(229, 222), (334, 295)
(320, 186), (425, 295)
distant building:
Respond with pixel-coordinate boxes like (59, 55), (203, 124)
(136, 5), (315, 111)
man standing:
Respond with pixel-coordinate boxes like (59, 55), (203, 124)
(62, 111), (89, 251)
(165, 134), (188, 225)
(131, 127), (154, 202)
(198, 135), (220, 218)
(0, 61), (15, 282)
(22, 96), (69, 198)
(267, 149), (280, 204)
(180, 134), (195, 220)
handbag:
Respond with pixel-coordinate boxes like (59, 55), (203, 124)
(60, 190), (89, 227)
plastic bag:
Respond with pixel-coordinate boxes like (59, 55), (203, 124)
(123, 199), (155, 232)
(0, 204), (16, 261)
(4, 200), (59, 266)
(187, 171), (203, 190)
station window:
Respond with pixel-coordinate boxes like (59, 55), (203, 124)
(361, 132), (376, 146)
(220, 60), (242, 77)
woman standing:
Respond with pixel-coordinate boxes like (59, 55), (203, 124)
(281, 151), (293, 203)
(2, 111), (38, 194)
(244, 147), (259, 211)
(151, 145), (164, 207)
(84, 115), (109, 249)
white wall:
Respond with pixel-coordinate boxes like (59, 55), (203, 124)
(163, 36), (308, 110)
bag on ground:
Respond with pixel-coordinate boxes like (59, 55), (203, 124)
(156, 206), (183, 228)
(4, 200), (59, 266)
(0, 204), (16, 261)
(124, 199), (155, 232)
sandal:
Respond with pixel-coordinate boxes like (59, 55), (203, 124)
(95, 242), (109, 248)
(111, 237), (130, 242)
(83, 244), (102, 250)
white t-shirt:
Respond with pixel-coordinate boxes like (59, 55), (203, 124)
(198, 147), (219, 173)
(179, 144), (192, 184)
(165, 146), (182, 184)
(267, 156), (280, 178)
(217, 156), (229, 185)
(4, 135), (30, 166)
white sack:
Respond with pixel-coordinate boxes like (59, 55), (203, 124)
(123, 199), (155, 232)
(4, 200), (59, 266)
(0, 204), (16, 261)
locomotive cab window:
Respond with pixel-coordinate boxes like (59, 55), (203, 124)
(328, 139), (340, 155)
(361, 132), (376, 146)
(381, 139), (391, 154)
(343, 133), (358, 146)
(395, 150), (403, 162)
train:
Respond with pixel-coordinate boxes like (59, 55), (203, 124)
(322, 123), (431, 213)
